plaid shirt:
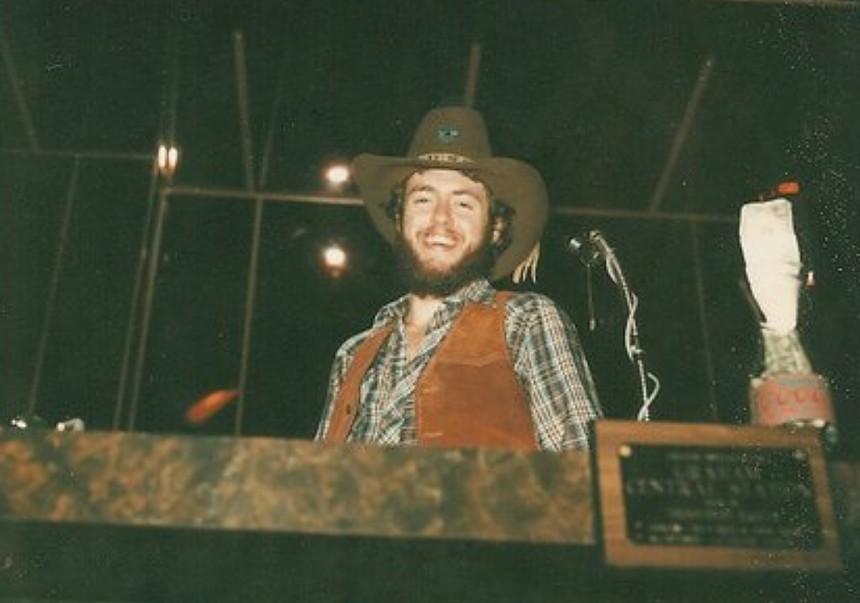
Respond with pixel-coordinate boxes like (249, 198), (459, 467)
(315, 279), (602, 450)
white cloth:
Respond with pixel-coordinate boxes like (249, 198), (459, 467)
(739, 198), (802, 335)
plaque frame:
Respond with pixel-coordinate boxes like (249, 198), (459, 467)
(594, 420), (841, 571)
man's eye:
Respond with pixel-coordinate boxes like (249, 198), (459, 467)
(455, 199), (477, 210)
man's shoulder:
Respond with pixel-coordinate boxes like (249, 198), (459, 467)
(499, 290), (561, 313)
(334, 293), (406, 357)
(335, 323), (392, 359)
(497, 290), (572, 330)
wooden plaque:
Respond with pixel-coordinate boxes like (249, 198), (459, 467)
(594, 420), (841, 571)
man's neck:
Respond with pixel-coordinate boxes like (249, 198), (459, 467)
(405, 293), (444, 330)
(402, 278), (486, 330)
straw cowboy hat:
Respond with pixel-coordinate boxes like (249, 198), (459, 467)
(352, 106), (548, 281)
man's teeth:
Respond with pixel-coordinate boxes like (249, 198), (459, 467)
(426, 235), (454, 246)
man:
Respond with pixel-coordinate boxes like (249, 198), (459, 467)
(315, 106), (602, 451)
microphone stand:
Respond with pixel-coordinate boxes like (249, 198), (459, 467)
(572, 232), (658, 421)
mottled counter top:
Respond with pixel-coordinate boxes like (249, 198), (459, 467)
(0, 430), (594, 544)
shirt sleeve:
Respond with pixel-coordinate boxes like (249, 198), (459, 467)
(507, 293), (603, 451)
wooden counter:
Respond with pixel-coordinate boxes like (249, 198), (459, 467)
(0, 428), (857, 602)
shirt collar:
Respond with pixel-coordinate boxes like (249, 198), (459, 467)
(372, 279), (497, 327)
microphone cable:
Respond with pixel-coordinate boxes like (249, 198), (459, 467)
(570, 231), (661, 421)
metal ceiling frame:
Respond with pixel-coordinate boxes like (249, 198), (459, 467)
(0, 21), (40, 152)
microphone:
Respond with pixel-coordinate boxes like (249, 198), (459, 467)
(566, 231), (607, 267)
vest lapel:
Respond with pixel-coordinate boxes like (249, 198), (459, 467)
(323, 324), (394, 442)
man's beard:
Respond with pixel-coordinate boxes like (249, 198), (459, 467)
(395, 232), (495, 298)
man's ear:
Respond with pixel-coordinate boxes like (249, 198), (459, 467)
(491, 218), (503, 244)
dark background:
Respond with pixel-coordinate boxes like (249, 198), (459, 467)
(1, 0), (858, 456)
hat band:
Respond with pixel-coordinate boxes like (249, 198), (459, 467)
(418, 152), (473, 164)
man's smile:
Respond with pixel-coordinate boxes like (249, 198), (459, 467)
(422, 232), (458, 249)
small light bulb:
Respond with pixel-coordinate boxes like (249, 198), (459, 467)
(323, 245), (347, 268)
(157, 143), (180, 177)
(324, 163), (350, 187)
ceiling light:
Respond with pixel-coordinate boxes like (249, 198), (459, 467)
(157, 143), (180, 178)
(323, 163), (350, 188)
(321, 243), (348, 277)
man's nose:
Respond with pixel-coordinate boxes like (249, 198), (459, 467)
(430, 199), (452, 223)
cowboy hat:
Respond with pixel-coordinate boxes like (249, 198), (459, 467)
(352, 106), (548, 281)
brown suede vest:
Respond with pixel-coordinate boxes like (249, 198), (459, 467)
(323, 293), (538, 450)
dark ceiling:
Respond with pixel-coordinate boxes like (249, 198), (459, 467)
(3, 0), (858, 213)
(1, 1), (859, 450)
